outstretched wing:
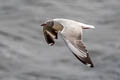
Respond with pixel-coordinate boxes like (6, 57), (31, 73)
(61, 35), (94, 67)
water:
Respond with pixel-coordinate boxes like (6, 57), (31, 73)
(0, 0), (120, 80)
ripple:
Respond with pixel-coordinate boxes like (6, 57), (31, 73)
(0, 31), (25, 41)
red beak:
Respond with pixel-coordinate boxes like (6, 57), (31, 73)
(41, 23), (47, 26)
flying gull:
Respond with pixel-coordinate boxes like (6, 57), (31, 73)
(41, 18), (95, 67)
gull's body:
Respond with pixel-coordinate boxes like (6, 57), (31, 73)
(41, 18), (95, 67)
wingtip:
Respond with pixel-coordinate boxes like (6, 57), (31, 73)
(86, 63), (94, 68)
(49, 43), (54, 46)
(89, 25), (95, 29)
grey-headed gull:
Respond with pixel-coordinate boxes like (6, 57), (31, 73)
(41, 18), (95, 67)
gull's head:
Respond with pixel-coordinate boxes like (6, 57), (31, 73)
(41, 20), (63, 32)
(41, 20), (54, 28)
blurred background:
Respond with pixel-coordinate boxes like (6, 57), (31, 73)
(0, 0), (120, 80)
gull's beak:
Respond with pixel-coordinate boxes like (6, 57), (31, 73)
(41, 23), (47, 26)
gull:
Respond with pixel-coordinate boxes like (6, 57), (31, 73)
(41, 18), (95, 67)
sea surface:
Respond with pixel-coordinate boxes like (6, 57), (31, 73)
(0, 0), (120, 80)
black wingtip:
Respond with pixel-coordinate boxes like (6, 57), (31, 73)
(86, 63), (94, 68)
(72, 52), (94, 68)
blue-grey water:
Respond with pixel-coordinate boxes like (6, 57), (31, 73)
(0, 0), (120, 80)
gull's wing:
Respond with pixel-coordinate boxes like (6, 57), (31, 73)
(43, 30), (55, 46)
(61, 34), (94, 67)
(43, 27), (58, 46)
